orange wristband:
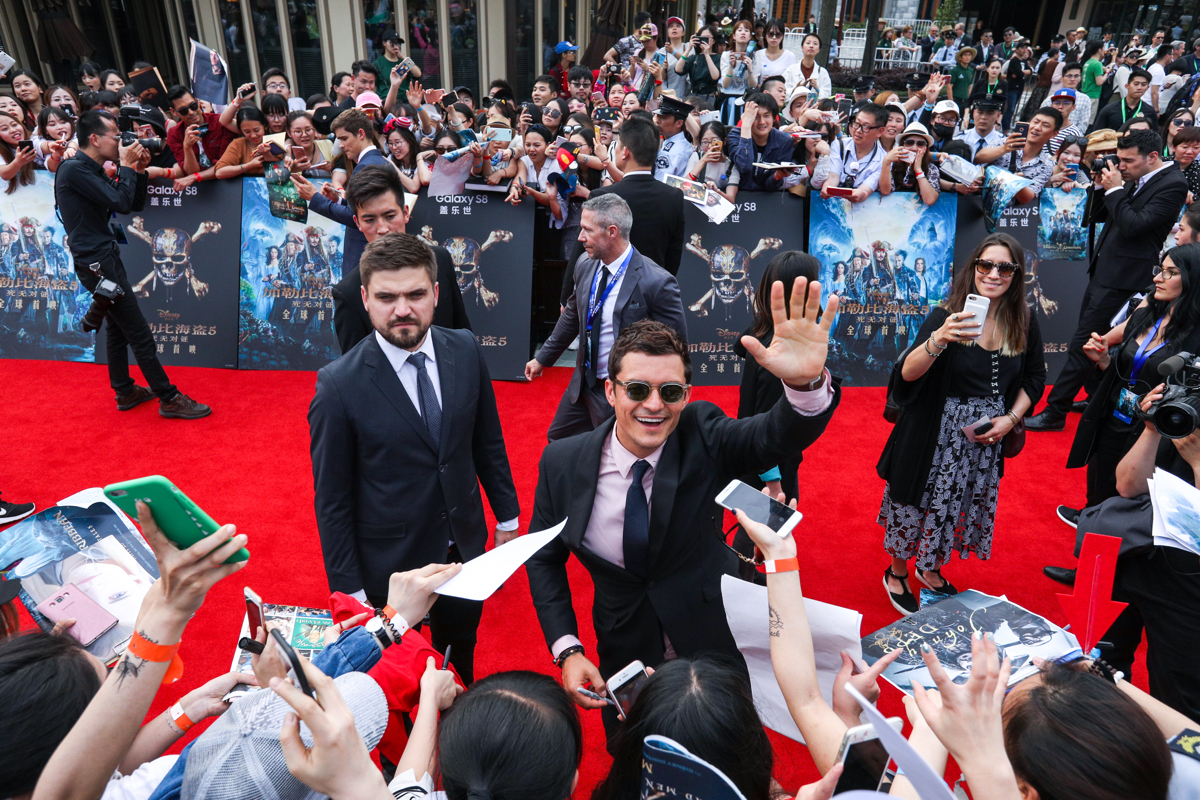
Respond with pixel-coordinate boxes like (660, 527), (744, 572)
(126, 631), (185, 684)
(382, 604), (398, 621)
(168, 702), (195, 732)
(757, 557), (800, 574)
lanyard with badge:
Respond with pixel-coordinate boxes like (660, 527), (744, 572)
(585, 248), (633, 365)
(1114, 317), (1168, 423)
(1121, 99), (1144, 124)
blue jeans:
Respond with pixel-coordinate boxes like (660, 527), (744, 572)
(146, 627), (383, 800)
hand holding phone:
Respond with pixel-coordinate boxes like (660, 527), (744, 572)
(715, 479), (803, 538)
(239, 83), (256, 99)
(605, 660), (650, 720)
(104, 476), (249, 563)
(245, 587), (265, 640)
(960, 293), (990, 335)
(36, 584), (118, 646)
(1013, 122), (1030, 139)
(832, 719), (903, 792)
(271, 628), (315, 698)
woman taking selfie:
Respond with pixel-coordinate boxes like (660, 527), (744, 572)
(877, 233), (1046, 614)
(1045, 135), (1092, 192)
(0, 112), (37, 193)
(879, 122), (940, 204)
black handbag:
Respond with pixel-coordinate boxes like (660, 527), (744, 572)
(1001, 419), (1026, 457)
(883, 344), (914, 424)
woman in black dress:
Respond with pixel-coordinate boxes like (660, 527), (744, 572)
(877, 233), (1046, 615)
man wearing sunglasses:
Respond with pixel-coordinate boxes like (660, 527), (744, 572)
(527, 282), (840, 744)
(527, 192), (687, 440)
(164, 84), (237, 189)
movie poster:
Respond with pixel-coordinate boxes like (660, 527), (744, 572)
(809, 194), (957, 386)
(0, 172), (94, 362)
(982, 166), (1032, 234)
(408, 188), (534, 381)
(189, 39), (230, 109)
(265, 162), (308, 223)
(677, 193), (806, 386)
(238, 177), (345, 370)
(1038, 187), (1088, 260)
(104, 177), (242, 369)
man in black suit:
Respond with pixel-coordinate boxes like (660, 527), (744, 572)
(1028, 129), (1188, 430)
(308, 232), (519, 683)
(291, 108), (388, 279)
(587, 118), (685, 275)
(526, 193), (687, 441)
(330, 165), (471, 354)
(527, 284), (841, 742)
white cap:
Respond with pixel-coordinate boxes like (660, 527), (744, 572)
(784, 84), (812, 120)
(932, 99), (960, 117)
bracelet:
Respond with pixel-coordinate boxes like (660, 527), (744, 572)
(554, 644), (585, 668)
(1006, 410), (1020, 425)
(914, 171), (925, 180)
(924, 338), (942, 358)
(380, 604), (411, 640)
(193, 172), (203, 182)
(168, 703), (195, 733)
(757, 557), (800, 574)
(127, 631), (181, 662)
(928, 336), (948, 350)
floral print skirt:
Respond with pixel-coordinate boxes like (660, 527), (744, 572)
(878, 396), (1005, 571)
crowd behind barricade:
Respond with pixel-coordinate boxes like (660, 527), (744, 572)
(4, 9), (1200, 800)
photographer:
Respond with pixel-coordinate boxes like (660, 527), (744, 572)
(54, 110), (210, 418)
(1028, 129), (1188, 431)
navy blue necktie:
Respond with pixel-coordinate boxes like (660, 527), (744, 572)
(623, 460), (651, 577)
(408, 351), (441, 447)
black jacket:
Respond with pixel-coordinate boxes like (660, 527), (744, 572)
(1088, 165), (1188, 291)
(587, 172), (685, 275)
(877, 308), (1046, 506)
(1090, 99), (1160, 134)
(309, 147), (391, 275)
(735, 330), (801, 501)
(308, 326), (519, 597)
(332, 245), (471, 355)
(55, 153), (148, 265)
(526, 387), (840, 674)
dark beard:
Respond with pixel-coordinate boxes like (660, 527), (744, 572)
(378, 316), (430, 350)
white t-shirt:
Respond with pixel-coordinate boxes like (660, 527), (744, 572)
(1170, 749), (1200, 800)
(1150, 62), (1167, 95)
(755, 48), (797, 79)
(1161, 73), (1187, 111)
(101, 756), (177, 800)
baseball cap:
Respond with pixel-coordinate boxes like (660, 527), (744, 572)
(355, 91), (382, 108)
(1051, 88), (1078, 102)
(555, 41), (579, 54)
(183, 672), (388, 800)
(667, 16), (685, 28)
(932, 99), (960, 117)
(382, 29), (404, 44)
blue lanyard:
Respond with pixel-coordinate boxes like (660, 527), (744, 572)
(1129, 317), (1168, 386)
(586, 248), (632, 330)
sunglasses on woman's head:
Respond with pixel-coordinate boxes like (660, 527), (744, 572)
(973, 258), (1018, 277)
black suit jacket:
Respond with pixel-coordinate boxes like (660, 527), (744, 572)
(309, 326), (519, 596)
(1088, 166), (1188, 291)
(526, 388), (841, 674)
(536, 248), (687, 403)
(588, 173), (686, 275)
(309, 147), (390, 276)
(332, 245), (471, 354)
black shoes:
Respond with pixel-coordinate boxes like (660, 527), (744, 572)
(1025, 409), (1067, 431)
(159, 393), (212, 419)
(116, 385), (156, 411)
(0, 495), (35, 526)
(1057, 505), (1080, 529)
(915, 568), (959, 596)
(884, 567), (919, 616)
(1043, 566), (1077, 586)
(1072, 400), (1088, 413)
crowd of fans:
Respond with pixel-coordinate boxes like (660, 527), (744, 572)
(4, 9), (1200, 800)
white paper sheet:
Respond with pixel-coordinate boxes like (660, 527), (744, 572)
(845, 685), (956, 800)
(427, 154), (474, 197)
(720, 574), (863, 743)
(434, 519), (567, 601)
(1150, 468), (1200, 555)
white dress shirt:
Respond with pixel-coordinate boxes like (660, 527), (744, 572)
(591, 243), (632, 381)
(375, 329), (443, 413)
(817, 137), (886, 193)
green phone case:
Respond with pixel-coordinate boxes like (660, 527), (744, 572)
(103, 475), (249, 563)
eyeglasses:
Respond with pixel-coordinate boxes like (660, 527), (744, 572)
(569, 80), (592, 88)
(849, 121), (880, 133)
(1171, 117), (1194, 126)
(974, 258), (1019, 277)
(1153, 265), (1182, 278)
(613, 379), (689, 404)
(265, 81), (289, 91)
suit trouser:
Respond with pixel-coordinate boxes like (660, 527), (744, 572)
(76, 252), (177, 400)
(1043, 280), (1133, 416)
(368, 544), (483, 685)
(1098, 546), (1200, 721)
(546, 378), (615, 441)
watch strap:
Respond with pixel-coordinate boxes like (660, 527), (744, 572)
(381, 605), (410, 639)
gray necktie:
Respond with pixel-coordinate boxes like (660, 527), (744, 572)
(408, 351), (441, 446)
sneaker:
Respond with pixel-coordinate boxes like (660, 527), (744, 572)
(116, 385), (156, 411)
(159, 393), (212, 419)
(1056, 505), (1080, 529)
(883, 567), (919, 616)
(0, 495), (35, 526)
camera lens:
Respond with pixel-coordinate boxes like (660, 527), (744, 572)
(1154, 395), (1200, 439)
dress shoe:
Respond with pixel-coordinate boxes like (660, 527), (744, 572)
(1043, 566), (1077, 586)
(1025, 409), (1066, 431)
(116, 385), (156, 411)
(1071, 400), (1088, 413)
(1056, 505), (1080, 529)
(159, 393), (212, 419)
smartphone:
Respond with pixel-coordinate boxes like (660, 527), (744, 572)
(245, 587), (265, 640)
(591, 91), (606, 106)
(715, 479), (803, 538)
(698, 110), (718, 124)
(826, 186), (856, 198)
(960, 293), (991, 334)
(489, 127), (514, 142)
(17, 139), (33, 153)
(1064, 165), (1078, 180)
(395, 57), (416, 78)
(291, 145), (305, 160)
(837, 99), (854, 118)
(239, 83), (256, 98)
(974, 420), (995, 435)
(196, 123), (209, 136)
(270, 627), (315, 698)
(832, 720), (902, 793)
(1013, 122), (1030, 138)
(103, 475), (249, 564)
(262, 141), (286, 162)
(605, 660), (650, 720)
(0, 50), (15, 79)
(36, 584), (119, 646)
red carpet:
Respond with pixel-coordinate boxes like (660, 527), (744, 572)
(0, 358), (1146, 793)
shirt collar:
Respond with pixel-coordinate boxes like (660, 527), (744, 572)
(358, 144), (378, 158)
(602, 243), (634, 272)
(608, 424), (664, 478)
(374, 327), (436, 373)
(1140, 161), (1171, 187)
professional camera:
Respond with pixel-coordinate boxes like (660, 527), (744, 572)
(1140, 351), (1200, 439)
(117, 105), (164, 154)
(79, 277), (124, 333)
(1091, 154), (1119, 173)
(605, 63), (623, 76)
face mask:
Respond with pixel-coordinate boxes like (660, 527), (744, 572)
(932, 123), (955, 140)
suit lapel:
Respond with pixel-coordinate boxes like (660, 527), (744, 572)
(364, 334), (439, 452)
(567, 420), (612, 549)
(432, 327), (455, 454)
(612, 253), (642, 329)
(646, 430), (680, 569)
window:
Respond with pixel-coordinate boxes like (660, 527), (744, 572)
(291, 0), (325, 98)
(407, 0), (441, 88)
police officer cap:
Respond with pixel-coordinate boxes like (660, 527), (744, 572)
(655, 94), (695, 120)
(904, 71), (926, 89)
(968, 92), (1003, 111)
(312, 105), (340, 136)
(853, 75), (876, 92)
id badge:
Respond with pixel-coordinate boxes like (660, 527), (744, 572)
(1113, 387), (1140, 423)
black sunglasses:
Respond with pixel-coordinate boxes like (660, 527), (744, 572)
(614, 379), (689, 404)
(177, 100), (200, 113)
(974, 258), (1019, 277)
(543, 108), (562, 119)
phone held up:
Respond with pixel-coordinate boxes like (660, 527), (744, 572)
(832, 719), (902, 793)
(103, 475), (250, 564)
(271, 628), (316, 698)
(245, 586), (265, 640)
(715, 479), (803, 538)
(960, 293), (990, 335)
(239, 83), (256, 99)
(606, 660), (650, 720)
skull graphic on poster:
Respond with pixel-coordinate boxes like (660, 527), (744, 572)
(128, 218), (222, 301)
(685, 235), (781, 317)
(417, 226), (512, 309)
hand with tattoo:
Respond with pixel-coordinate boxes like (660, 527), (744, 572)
(732, 487), (799, 562)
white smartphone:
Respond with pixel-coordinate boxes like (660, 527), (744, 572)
(715, 479), (803, 538)
(960, 293), (990, 335)
(0, 51), (15, 79)
(832, 719), (903, 793)
(605, 660), (650, 720)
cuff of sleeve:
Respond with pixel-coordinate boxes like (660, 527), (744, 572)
(782, 369), (834, 417)
(496, 518), (519, 531)
(759, 466), (783, 482)
(551, 634), (583, 660)
(1105, 185), (1124, 195)
(349, 589), (368, 603)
